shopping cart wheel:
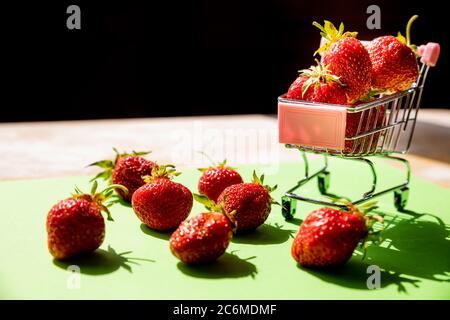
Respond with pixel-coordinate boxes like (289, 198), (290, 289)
(394, 186), (410, 211)
(282, 195), (297, 220)
(318, 171), (330, 195)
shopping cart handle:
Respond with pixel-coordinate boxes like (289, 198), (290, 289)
(417, 42), (440, 67)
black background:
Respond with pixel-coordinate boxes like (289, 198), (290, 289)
(3, 0), (448, 122)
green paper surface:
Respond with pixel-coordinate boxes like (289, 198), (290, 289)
(1, 159), (449, 299)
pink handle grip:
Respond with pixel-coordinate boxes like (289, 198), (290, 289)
(417, 42), (440, 67)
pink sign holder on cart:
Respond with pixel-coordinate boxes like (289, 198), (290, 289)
(278, 100), (347, 150)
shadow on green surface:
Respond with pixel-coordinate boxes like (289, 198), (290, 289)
(365, 212), (450, 283)
(301, 210), (450, 293)
(177, 252), (258, 279)
(140, 223), (172, 240)
(301, 260), (421, 293)
(231, 223), (296, 245)
(53, 245), (154, 275)
(285, 217), (303, 227)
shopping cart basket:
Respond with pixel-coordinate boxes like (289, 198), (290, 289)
(278, 42), (440, 219)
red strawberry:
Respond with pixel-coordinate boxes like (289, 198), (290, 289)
(132, 165), (193, 231)
(170, 212), (233, 264)
(367, 16), (419, 93)
(89, 148), (158, 202)
(216, 171), (277, 232)
(198, 159), (243, 203)
(46, 181), (127, 260)
(287, 60), (348, 105)
(292, 202), (383, 268)
(313, 21), (372, 104)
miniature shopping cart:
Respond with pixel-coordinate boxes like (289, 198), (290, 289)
(278, 42), (440, 220)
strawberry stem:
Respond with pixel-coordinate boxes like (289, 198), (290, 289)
(197, 151), (233, 171)
(193, 193), (237, 231)
(406, 15), (418, 47)
(104, 184), (129, 195)
(312, 20), (358, 55)
(298, 59), (344, 97)
(72, 181), (128, 222)
(142, 164), (180, 183)
(197, 151), (218, 167)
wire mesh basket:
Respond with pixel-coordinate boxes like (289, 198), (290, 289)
(278, 42), (440, 219)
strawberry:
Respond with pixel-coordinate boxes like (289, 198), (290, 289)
(169, 212), (233, 264)
(198, 159), (243, 203)
(132, 165), (193, 231)
(215, 171), (277, 232)
(287, 60), (348, 105)
(46, 181), (127, 260)
(313, 21), (372, 104)
(89, 148), (158, 202)
(291, 202), (383, 268)
(367, 16), (419, 93)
